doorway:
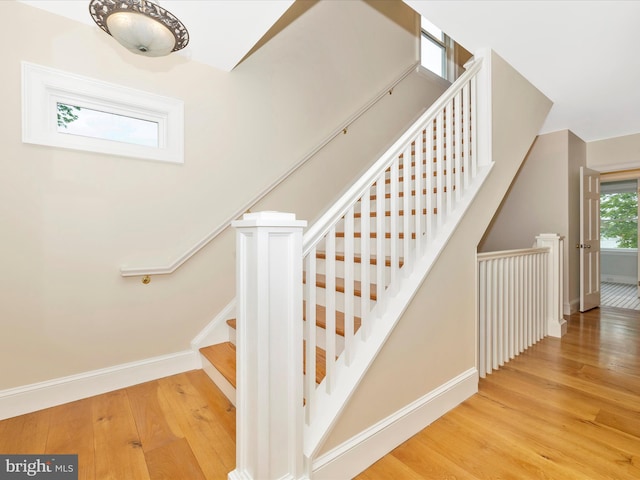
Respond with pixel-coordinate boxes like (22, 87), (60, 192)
(600, 178), (639, 309)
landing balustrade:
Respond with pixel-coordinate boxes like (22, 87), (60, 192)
(477, 234), (566, 378)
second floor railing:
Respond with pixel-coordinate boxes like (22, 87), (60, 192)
(477, 234), (566, 378)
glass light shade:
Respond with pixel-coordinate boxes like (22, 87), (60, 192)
(106, 11), (176, 57)
(89, 0), (189, 57)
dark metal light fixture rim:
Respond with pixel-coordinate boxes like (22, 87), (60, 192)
(88, 0), (189, 52)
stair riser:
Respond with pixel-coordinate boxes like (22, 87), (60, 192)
(227, 320), (346, 360)
(330, 237), (407, 256)
(335, 216), (426, 236)
(314, 258), (393, 284)
(312, 323), (345, 355)
(228, 323), (236, 346)
(313, 287), (376, 318)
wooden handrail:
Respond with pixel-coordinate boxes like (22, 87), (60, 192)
(120, 61), (421, 277)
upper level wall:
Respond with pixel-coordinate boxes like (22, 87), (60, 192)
(479, 130), (586, 314)
(479, 131), (570, 252)
(0, 0), (446, 391)
(587, 132), (640, 171)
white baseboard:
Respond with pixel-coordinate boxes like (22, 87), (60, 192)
(191, 299), (235, 350)
(1, 297), (237, 421)
(311, 368), (478, 479)
(567, 298), (579, 315)
(0, 350), (199, 420)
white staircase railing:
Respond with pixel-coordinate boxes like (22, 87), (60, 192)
(232, 53), (494, 479)
(477, 234), (566, 378)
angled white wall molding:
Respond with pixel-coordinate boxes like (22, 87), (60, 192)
(190, 299), (235, 350)
(0, 350), (199, 420)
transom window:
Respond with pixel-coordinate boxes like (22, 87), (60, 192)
(22, 62), (184, 164)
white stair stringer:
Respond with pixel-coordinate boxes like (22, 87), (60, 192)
(304, 162), (493, 460)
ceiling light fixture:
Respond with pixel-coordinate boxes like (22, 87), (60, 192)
(88, 0), (189, 57)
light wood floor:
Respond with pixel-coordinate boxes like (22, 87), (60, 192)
(357, 306), (640, 479)
(0, 370), (236, 479)
(1, 307), (639, 479)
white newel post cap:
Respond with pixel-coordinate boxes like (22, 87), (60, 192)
(232, 211), (307, 229)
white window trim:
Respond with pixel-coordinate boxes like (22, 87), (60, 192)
(22, 62), (184, 164)
(601, 247), (638, 254)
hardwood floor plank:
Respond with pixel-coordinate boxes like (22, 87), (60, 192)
(0, 407), (50, 453)
(126, 380), (183, 453)
(45, 398), (95, 480)
(503, 352), (640, 410)
(92, 389), (150, 480)
(595, 407), (640, 440)
(157, 372), (235, 479)
(411, 414), (543, 479)
(144, 438), (206, 480)
(385, 436), (481, 480)
(354, 451), (427, 480)
(452, 391), (640, 479)
(184, 370), (235, 439)
(482, 367), (601, 419)
(480, 373), (640, 456)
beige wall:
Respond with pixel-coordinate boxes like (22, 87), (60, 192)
(479, 131), (569, 252)
(0, 0), (449, 390)
(587, 132), (640, 171)
(320, 51), (552, 453)
(479, 130), (586, 313)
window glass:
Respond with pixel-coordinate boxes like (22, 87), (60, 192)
(56, 103), (159, 147)
(420, 16), (447, 78)
(600, 191), (638, 249)
(421, 36), (445, 77)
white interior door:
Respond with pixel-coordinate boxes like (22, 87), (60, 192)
(580, 166), (601, 312)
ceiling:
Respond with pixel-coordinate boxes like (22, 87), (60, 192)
(18, 0), (294, 72)
(21, 1), (640, 143)
(406, 0), (640, 142)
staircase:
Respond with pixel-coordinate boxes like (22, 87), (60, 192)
(200, 54), (493, 478)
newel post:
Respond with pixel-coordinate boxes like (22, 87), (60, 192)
(229, 212), (307, 480)
(536, 233), (567, 338)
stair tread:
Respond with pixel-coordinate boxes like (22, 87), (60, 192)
(313, 273), (378, 301)
(303, 303), (362, 337)
(200, 342), (237, 388)
(201, 341), (327, 386)
(336, 231), (417, 239)
(303, 342), (328, 385)
(316, 251), (404, 268)
(228, 306), (361, 338)
(354, 208), (428, 218)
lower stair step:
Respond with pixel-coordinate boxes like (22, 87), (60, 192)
(200, 342), (236, 388)
(200, 339), (329, 397)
